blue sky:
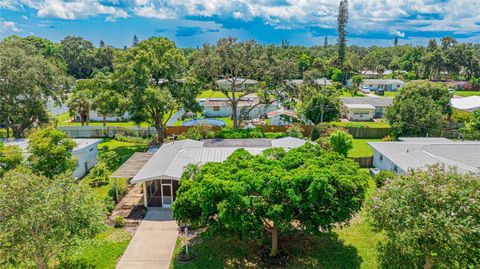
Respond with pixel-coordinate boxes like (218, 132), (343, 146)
(1, 0), (479, 48)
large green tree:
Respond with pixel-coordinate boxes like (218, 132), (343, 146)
(173, 143), (368, 256)
(191, 37), (293, 129)
(386, 81), (452, 138)
(0, 41), (71, 137)
(27, 128), (76, 179)
(60, 36), (97, 79)
(113, 37), (195, 142)
(0, 168), (104, 269)
(368, 165), (480, 269)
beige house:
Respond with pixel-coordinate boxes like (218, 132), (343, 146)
(342, 103), (375, 121)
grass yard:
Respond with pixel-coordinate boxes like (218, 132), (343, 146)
(454, 90), (480, 97)
(57, 227), (132, 269)
(89, 139), (148, 201)
(197, 90), (243, 99)
(331, 121), (391, 128)
(171, 179), (383, 269)
(55, 112), (150, 127)
(348, 139), (383, 158)
(382, 91), (396, 97)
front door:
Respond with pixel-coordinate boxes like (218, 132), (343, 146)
(161, 183), (173, 208)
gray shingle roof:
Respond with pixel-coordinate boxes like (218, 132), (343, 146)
(368, 139), (480, 174)
(131, 137), (309, 183)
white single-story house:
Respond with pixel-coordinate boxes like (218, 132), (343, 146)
(451, 96), (480, 112)
(1, 138), (101, 179)
(267, 109), (299, 125)
(201, 94), (278, 119)
(342, 104), (375, 121)
(368, 137), (480, 174)
(340, 97), (394, 119)
(75, 111), (131, 122)
(130, 137), (309, 208)
(216, 78), (258, 91)
(285, 78), (332, 87)
(361, 70), (393, 77)
(359, 79), (405, 91)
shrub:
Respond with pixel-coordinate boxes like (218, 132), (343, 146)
(264, 132), (286, 139)
(114, 134), (151, 145)
(113, 216), (125, 228)
(183, 125), (214, 140)
(328, 130), (353, 157)
(382, 135), (393, 141)
(107, 180), (127, 201)
(84, 162), (110, 187)
(368, 165), (480, 268)
(285, 124), (304, 138)
(374, 170), (396, 187)
(98, 151), (120, 170)
(104, 198), (115, 213)
(214, 127), (265, 139)
(0, 129), (7, 138)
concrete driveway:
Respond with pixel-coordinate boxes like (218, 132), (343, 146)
(116, 208), (178, 269)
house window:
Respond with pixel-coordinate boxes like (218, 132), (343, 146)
(393, 165), (398, 172)
(213, 106), (220, 111)
(379, 155), (383, 161)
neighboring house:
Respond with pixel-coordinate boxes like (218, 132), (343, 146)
(359, 79), (405, 91)
(216, 78), (258, 91)
(75, 111), (131, 122)
(286, 78), (332, 87)
(451, 96), (480, 112)
(368, 137), (480, 174)
(201, 94), (278, 119)
(131, 137), (309, 208)
(1, 138), (102, 179)
(340, 97), (394, 119)
(361, 70), (393, 78)
(342, 104), (375, 121)
(47, 99), (69, 116)
(267, 109), (299, 125)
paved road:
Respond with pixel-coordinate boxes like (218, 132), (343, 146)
(116, 208), (178, 269)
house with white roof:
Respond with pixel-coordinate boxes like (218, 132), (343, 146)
(451, 96), (480, 112)
(340, 97), (394, 120)
(368, 137), (480, 174)
(201, 94), (278, 119)
(130, 137), (309, 208)
(360, 79), (405, 92)
(2, 138), (102, 179)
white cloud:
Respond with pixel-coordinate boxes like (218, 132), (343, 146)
(131, 0), (480, 37)
(0, 21), (22, 32)
(2, 0), (128, 20)
(21, 15), (28, 20)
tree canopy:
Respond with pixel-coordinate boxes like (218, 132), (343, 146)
(173, 143), (368, 256)
(0, 40), (71, 137)
(0, 168), (104, 269)
(386, 81), (452, 138)
(368, 165), (480, 269)
(113, 37), (196, 141)
(27, 128), (76, 179)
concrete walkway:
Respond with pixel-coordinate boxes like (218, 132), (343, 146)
(116, 208), (178, 269)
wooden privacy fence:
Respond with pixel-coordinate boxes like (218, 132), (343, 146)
(58, 125), (389, 139)
(350, 156), (374, 168)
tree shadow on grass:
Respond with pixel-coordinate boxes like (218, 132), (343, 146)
(171, 232), (362, 269)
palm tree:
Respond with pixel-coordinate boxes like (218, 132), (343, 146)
(351, 75), (364, 96)
(66, 90), (93, 126)
(181, 163), (201, 180)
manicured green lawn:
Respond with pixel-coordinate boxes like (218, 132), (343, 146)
(454, 90), (480, 97)
(382, 91), (396, 97)
(331, 121), (391, 128)
(171, 179), (382, 269)
(197, 90), (243, 99)
(349, 139), (383, 158)
(340, 91), (366, 97)
(55, 112), (150, 127)
(174, 116), (234, 127)
(57, 227), (132, 269)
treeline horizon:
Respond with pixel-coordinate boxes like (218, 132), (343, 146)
(2, 34), (479, 83)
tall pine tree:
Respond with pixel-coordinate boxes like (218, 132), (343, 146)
(336, 0), (349, 68)
(324, 36), (328, 48)
(132, 35), (139, 46)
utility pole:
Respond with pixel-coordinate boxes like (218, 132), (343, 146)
(320, 78), (327, 123)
